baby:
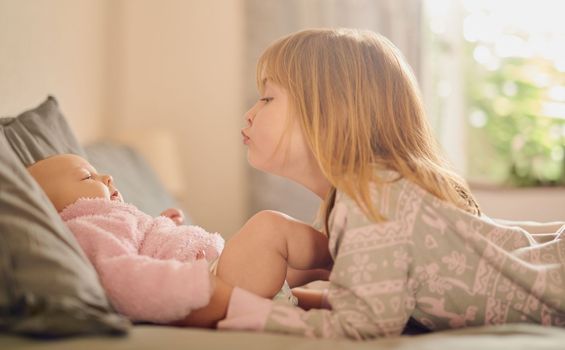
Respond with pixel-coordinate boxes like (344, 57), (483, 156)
(27, 153), (331, 326)
(27, 153), (227, 323)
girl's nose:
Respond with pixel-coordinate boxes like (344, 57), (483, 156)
(245, 110), (254, 126)
(244, 103), (258, 126)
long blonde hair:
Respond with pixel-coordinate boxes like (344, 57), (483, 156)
(257, 28), (480, 227)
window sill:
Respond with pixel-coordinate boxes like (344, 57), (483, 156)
(470, 184), (565, 221)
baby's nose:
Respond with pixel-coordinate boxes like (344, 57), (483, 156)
(101, 174), (113, 186)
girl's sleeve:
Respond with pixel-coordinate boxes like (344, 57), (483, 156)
(219, 220), (416, 340)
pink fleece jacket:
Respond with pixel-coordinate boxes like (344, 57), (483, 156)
(59, 197), (224, 323)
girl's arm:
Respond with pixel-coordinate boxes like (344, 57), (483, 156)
(493, 219), (565, 243)
(493, 218), (564, 234)
(218, 218), (415, 339)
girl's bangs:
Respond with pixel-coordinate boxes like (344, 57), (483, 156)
(256, 41), (288, 94)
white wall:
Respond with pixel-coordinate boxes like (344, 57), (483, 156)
(0, 0), (248, 237)
(0, 0), (112, 143)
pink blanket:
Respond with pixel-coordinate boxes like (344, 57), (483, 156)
(60, 198), (224, 323)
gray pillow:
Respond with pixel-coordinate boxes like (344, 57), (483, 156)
(0, 97), (130, 337)
(0, 96), (86, 166)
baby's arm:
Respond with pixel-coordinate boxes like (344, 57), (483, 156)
(140, 214), (223, 263)
(216, 210), (333, 300)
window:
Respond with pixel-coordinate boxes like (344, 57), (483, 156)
(423, 0), (565, 186)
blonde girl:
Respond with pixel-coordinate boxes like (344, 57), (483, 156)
(213, 28), (565, 339)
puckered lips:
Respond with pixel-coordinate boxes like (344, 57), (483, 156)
(241, 130), (250, 145)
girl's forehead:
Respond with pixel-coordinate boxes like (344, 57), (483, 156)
(257, 65), (280, 92)
(263, 80), (274, 90)
(262, 80), (284, 93)
(258, 77), (271, 93)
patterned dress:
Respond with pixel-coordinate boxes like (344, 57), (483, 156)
(219, 171), (565, 339)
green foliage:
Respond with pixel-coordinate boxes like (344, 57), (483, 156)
(464, 44), (565, 187)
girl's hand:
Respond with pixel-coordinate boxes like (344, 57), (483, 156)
(160, 207), (185, 225)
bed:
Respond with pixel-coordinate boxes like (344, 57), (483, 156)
(1, 97), (565, 349)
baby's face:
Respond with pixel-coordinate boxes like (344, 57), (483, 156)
(27, 154), (123, 212)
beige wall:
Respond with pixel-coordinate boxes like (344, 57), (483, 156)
(0, 0), (112, 143)
(0, 0), (248, 236)
(4, 0), (556, 236)
(112, 0), (247, 236)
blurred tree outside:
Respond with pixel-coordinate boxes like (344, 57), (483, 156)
(424, 0), (565, 187)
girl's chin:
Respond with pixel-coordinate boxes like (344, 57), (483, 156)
(247, 155), (276, 173)
(247, 160), (268, 173)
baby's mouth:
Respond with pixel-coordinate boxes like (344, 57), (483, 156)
(110, 190), (120, 201)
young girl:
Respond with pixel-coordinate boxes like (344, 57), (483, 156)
(215, 28), (565, 339)
(27, 154), (333, 327)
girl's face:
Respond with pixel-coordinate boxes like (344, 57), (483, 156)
(241, 81), (312, 178)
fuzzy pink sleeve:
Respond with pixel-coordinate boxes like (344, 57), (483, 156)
(65, 215), (213, 323)
(96, 255), (212, 323)
(140, 219), (224, 263)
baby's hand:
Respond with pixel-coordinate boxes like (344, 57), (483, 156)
(160, 207), (185, 225)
